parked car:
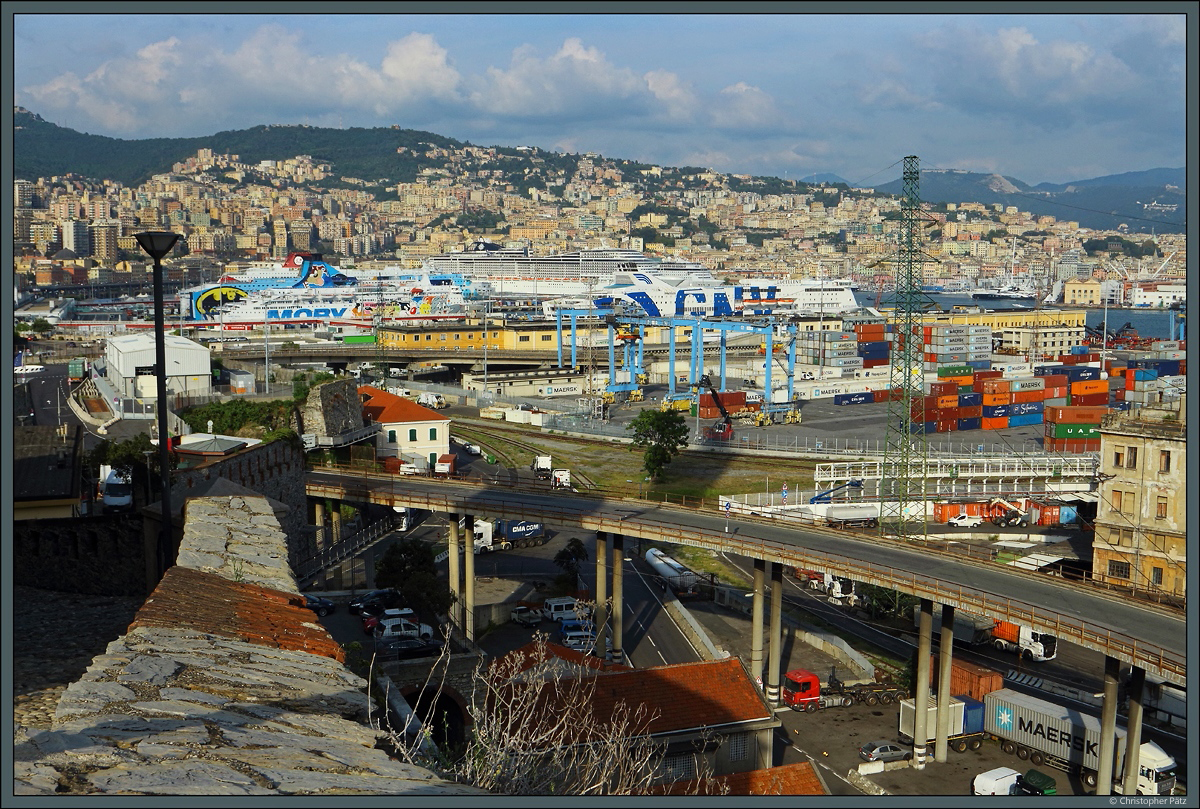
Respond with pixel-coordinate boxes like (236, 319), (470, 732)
(303, 594), (335, 618)
(858, 740), (911, 763)
(362, 607), (415, 635)
(375, 637), (441, 661)
(348, 588), (403, 615)
(947, 513), (985, 528)
(510, 606), (542, 627)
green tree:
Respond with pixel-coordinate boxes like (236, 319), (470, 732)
(553, 537), (590, 583)
(374, 536), (454, 621)
(30, 318), (53, 335)
(626, 409), (689, 481)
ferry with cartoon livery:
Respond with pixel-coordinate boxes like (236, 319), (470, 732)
(182, 252), (467, 326)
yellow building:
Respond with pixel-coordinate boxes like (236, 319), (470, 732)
(1063, 278), (1102, 306)
(1091, 399), (1186, 601)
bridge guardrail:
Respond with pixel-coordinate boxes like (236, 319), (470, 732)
(303, 465), (1185, 682)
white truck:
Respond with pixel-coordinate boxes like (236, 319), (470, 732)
(551, 469), (571, 489)
(824, 504), (880, 529)
(531, 455), (552, 480)
(983, 688), (1177, 795)
(473, 519), (547, 552)
(912, 607), (1057, 662)
(417, 392), (446, 409)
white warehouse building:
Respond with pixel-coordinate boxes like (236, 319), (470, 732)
(104, 334), (213, 400)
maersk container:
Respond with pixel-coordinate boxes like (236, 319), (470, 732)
(965, 360), (992, 370)
(984, 689), (1119, 773)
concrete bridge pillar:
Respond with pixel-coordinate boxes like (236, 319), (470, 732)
(1121, 666), (1146, 796)
(447, 514), (462, 630)
(463, 514), (476, 642)
(767, 562), (783, 705)
(912, 598), (933, 770)
(1096, 655), (1121, 795)
(750, 558), (765, 687)
(934, 604), (956, 763)
(594, 532), (609, 658)
(330, 505), (342, 545)
(313, 500), (326, 550)
(611, 534), (624, 664)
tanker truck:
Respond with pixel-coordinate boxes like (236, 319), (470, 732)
(644, 548), (701, 595)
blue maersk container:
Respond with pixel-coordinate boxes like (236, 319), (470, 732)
(982, 404), (1010, 419)
(965, 360), (992, 370)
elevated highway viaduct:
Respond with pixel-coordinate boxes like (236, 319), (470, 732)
(306, 469), (1184, 686)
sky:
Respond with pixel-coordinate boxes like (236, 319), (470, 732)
(11, 8), (1190, 187)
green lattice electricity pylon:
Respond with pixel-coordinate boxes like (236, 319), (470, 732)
(881, 155), (929, 541)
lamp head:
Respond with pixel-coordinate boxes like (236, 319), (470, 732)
(135, 231), (181, 261)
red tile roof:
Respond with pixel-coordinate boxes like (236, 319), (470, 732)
(652, 761), (828, 795)
(359, 386), (447, 424)
(493, 651), (771, 736)
(590, 658), (773, 735)
(130, 566), (344, 662)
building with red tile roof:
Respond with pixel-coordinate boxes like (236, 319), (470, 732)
(487, 649), (780, 785)
(359, 386), (450, 469)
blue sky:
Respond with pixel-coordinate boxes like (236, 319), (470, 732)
(12, 10), (1189, 186)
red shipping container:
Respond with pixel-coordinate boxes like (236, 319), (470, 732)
(1045, 386), (1067, 399)
(975, 370), (1004, 380)
(1113, 389), (1125, 400)
(930, 381), (958, 396)
(1042, 374), (1069, 387)
(872, 389), (889, 402)
(924, 395), (940, 411)
(1071, 393), (1109, 407)
(1038, 504), (1061, 526)
(981, 379), (1011, 394)
(935, 420), (957, 433)
(959, 405), (982, 419)
(1012, 389), (1044, 404)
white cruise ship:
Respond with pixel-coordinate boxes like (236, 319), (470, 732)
(424, 240), (715, 296)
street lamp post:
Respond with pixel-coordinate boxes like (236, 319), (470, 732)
(136, 231), (181, 579)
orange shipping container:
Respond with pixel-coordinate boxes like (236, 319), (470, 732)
(1070, 379), (1107, 395)
(981, 417), (1008, 430)
(1045, 405), (1109, 423)
(1012, 389), (1045, 404)
(982, 393), (1012, 406)
(936, 395), (959, 409)
(934, 503), (962, 522)
(938, 659), (1005, 701)
(1045, 386), (1067, 399)
(981, 379), (1011, 394)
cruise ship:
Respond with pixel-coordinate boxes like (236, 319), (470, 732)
(182, 253), (467, 326)
(424, 240), (716, 295)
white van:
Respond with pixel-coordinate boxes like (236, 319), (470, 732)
(560, 628), (597, 651)
(99, 465), (134, 512)
(542, 597), (589, 622)
(417, 392), (446, 409)
(972, 767), (1021, 796)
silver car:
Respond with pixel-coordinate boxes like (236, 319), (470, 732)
(858, 740), (911, 763)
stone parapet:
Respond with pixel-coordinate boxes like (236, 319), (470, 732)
(13, 493), (483, 797)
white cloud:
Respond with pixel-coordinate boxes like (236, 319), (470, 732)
(643, 70), (697, 122)
(709, 82), (777, 130)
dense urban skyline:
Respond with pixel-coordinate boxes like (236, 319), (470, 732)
(11, 8), (1189, 187)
